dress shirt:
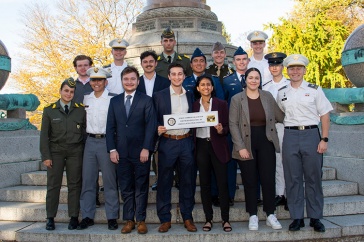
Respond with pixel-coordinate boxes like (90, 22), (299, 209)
(59, 100), (69, 112)
(248, 55), (272, 85)
(124, 91), (136, 105)
(196, 98), (212, 138)
(277, 80), (333, 126)
(84, 90), (113, 134)
(163, 52), (175, 62)
(143, 73), (156, 97)
(106, 62), (127, 94)
(166, 86), (190, 135)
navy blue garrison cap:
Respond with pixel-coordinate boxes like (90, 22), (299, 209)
(191, 47), (206, 62)
(234, 46), (248, 56)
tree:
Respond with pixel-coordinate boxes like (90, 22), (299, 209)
(13, 0), (144, 127)
(221, 22), (232, 44)
(267, 0), (363, 88)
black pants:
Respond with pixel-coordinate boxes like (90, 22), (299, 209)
(196, 138), (229, 222)
(237, 126), (276, 216)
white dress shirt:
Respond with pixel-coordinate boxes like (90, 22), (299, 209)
(143, 73), (156, 97)
(106, 62), (127, 94)
(196, 98), (212, 138)
(166, 86), (190, 135)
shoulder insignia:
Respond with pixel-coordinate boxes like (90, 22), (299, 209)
(108, 93), (117, 97)
(75, 103), (79, 108)
(308, 83), (318, 89)
(177, 55), (182, 60)
(229, 68), (234, 74)
(278, 85), (288, 91)
(103, 64), (111, 68)
(184, 54), (189, 59)
(44, 103), (52, 108)
(262, 80), (272, 87)
(157, 56), (161, 61)
(52, 103), (57, 109)
(79, 103), (84, 107)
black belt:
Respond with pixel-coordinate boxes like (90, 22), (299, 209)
(88, 133), (106, 138)
(197, 137), (211, 141)
(285, 125), (318, 130)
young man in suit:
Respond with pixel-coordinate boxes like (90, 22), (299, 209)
(137, 50), (170, 191)
(153, 63), (197, 233)
(106, 66), (157, 234)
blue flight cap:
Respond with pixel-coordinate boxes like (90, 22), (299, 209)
(234, 46), (247, 56)
(191, 47), (206, 62)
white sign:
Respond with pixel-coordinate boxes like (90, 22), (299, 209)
(164, 111), (219, 130)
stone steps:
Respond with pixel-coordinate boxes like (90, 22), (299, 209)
(1, 195), (363, 224)
(3, 216), (364, 242)
(21, 167), (337, 187)
(0, 179), (357, 205)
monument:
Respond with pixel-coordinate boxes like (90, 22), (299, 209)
(125, 0), (237, 70)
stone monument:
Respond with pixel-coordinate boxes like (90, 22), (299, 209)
(125, 0), (237, 70)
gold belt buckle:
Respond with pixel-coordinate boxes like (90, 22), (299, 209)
(95, 134), (102, 138)
(298, 126), (305, 130)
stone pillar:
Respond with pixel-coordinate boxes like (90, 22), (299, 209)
(125, 0), (237, 72)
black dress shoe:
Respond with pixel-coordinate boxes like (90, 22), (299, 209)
(175, 181), (180, 190)
(77, 217), (94, 230)
(275, 195), (286, 207)
(68, 217), (79, 230)
(108, 219), (118, 230)
(151, 181), (158, 191)
(310, 219), (325, 232)
(229, 198), (234, 207)
(212, 196), (220, 207)
(46, 218), (55, 230)
(289, 219), (305, 231)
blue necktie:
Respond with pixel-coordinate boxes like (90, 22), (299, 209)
(125, 95), (132, 117)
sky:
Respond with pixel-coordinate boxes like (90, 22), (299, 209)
(0, 0), (295, 93)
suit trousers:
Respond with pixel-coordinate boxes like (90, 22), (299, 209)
(237, 126), (276, 216)
(80, 137), (119, 220)
(282, 128), (323, 219)
(118, 156), (150, 222)
(157, 136), (196, 223)
(46, 142), (83, 218)
(196, 138), (229, 222)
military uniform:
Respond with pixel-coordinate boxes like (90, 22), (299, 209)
(156, 52), (192, 79)
(40, 99), (86, 219)
(206, 63), (234, 86)
(223, 72), (244, 106)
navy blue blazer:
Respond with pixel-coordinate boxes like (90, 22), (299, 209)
(106, 91), (157, 159)
(153, 87), (194, 127)
(137, 74), (170, 95)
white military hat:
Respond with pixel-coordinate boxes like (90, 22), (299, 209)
(86, 67), (112, 79)
(109, 38), (129, 49)
(247, 30), (268, 42)
(283, 54), (309, 67)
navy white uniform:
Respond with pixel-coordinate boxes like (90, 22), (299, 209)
(263, 76), (290, 196)
(277, 80), (332, 219)
(104, 62), (127, 94)
(80, 89), (119, 220)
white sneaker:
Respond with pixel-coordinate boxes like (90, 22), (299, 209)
(248, 215), (259, 230)
(266, 214), (282, 229)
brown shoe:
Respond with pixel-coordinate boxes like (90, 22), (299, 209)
(121, 220), (135, 234)
(184, 219), (197, 232)
(158, 222), (171, 233)
(137, 221), (148, 234)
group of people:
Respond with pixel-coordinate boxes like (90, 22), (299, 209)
(39, 27), (333, 235)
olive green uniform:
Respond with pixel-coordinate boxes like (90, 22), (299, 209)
(206, 63), (235, 86)
(156, 52), (192, 79)
(40, 100), (86, 218)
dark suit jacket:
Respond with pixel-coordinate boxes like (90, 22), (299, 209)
(229, 89), (284, 161)
(106, 91), (157, 159)
(137, 74), (170, 95)
(193, 98), (230, 164)
(153, 87), (194, 127)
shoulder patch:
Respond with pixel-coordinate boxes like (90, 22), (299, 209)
(108, 92), (117, 96)
(183, 54), (189, 59)
(44, 103), (52, 108)
(157, 56), (161, 61)
(177, 55), (182, 60)
(74, 103), (79, 108)
(79, 103), (84, 107)
(52, 103), (57, 109)
(308, 83), (318, 89)
(278, 85), (288, 91)
(262, 80), (272, 87)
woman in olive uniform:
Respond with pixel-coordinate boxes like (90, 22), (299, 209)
(40, 78), (86, 231)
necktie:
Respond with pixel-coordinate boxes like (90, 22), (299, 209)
(64, 105), (69, 114)
(167, 55), (172, 63)
(241, 74), (245, 83)
(125, 95), (132, 117)
(216, 66), (221, 77)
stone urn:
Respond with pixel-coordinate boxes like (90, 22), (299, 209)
(0, 40), (11, 90)
(341, 24), (364, 87)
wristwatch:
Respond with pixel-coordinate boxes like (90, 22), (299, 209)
(321, 137), (329, 142)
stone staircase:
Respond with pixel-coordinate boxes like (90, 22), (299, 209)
(0, 165), (364, 241)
